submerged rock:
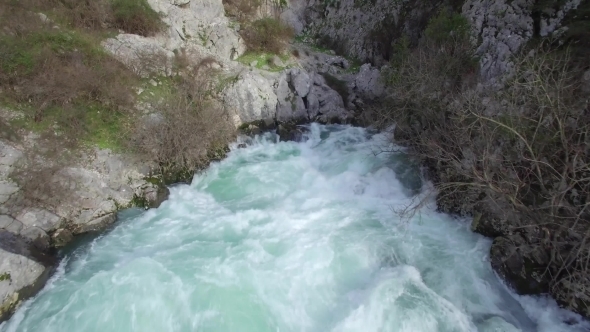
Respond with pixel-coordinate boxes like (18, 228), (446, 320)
(276, 124), (307, 142)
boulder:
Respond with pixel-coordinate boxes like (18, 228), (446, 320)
(308, 84), (351, 122)
(144, 185), (170, 209)
(354, 64), (384, 100)
(222, 71), (278, 125)
(277, 124), (306, 142)
(275, 72), (308, 122)
(289, 68), (311, 97)
(75, 213), (117, 234)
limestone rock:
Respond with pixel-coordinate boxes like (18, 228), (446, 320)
(75, 213), (117, 234)
(0, 141), (22, 178)
(15, 208), (61, 233)
(222, 71), (279, 125)
(51, 228), (73, 247)
(19, 227), (50, 250)
(0, 215), (22, 234)
(0, 231), (54, 322)
(470, 210), (511, 238)
(144, 185), (170, 209)
(308, 83), (351, 122)
(354, 64), (384, 100)
(147, 0), (246, 60)
(275, 72), (308, 122)
(289, 68), (311, 98)
(102, 34), (175, 77)
(271, 55), (285, 68)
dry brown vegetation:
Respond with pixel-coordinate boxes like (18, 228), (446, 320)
(1, 1), (235, 210)
(241, 17), (294, 54)
(373, 9), (590, 314)
(6, 0), (163, 36)
(127, 60), (236, 183)
(223, 0), (293, 55)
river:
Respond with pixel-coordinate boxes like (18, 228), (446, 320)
(1, 124), (588, 332)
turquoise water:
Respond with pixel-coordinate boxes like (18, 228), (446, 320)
(2, 124), (588, 332)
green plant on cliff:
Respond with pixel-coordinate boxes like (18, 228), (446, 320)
(0, 273), (11, 282)
(2, 1), (234, 213)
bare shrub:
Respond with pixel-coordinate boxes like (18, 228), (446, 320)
(128, 61), (236, 182)
(56, 0), (113, 30)
(375, 10), (590, 311)
(240, 17), (294, 54)
(110, 0), (163, 36)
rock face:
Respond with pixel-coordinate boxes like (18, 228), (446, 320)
(147, 0), (246, 60)
(0, 137), (169, 321)
(0, 231), (55, 322)
(300, 0), (433, 65)
(222, 66), (353, 126)
(102, 34), (176, 78)
(103, 0), (247, 79)
(463, 0), (580, 84)
(293, 0), (581, 83)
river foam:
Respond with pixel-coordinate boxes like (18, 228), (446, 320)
(2, 124), (588, 332)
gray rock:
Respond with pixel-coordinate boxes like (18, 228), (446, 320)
(102, 34), (175, 77)
(148, 0), (246, 60)
(306, 91), (320, 119)
(144, 186), (170, 209)
(271, 55), (285, 68)
(277, 123), (307, 142)
(354, 64), (384, 100)
(250, 60), (258, 67)
(0, 231), (54, 322)
(308, 84), (351, 122)
(0, 141), (22, 178)
(0, 215), (23, 234)
(0, 181), (18, 205)
(51, 228), (73, 247)
(275, 72), (308, 122)
(76, 213), (117, 234)
(222, 71), (278, 125)
(15, 208), (61, 233)
(19, 227), (49, 250)
(37, 12), (50, 23)
(289, 68), (311, 98)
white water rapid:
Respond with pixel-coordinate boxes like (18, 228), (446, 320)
(2, 124), (588, 332)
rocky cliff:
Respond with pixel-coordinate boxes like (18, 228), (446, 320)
(1, 0), (587, 323)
